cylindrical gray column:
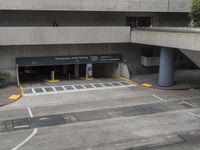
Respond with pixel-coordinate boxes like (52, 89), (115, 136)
(158, 47), (175, 87)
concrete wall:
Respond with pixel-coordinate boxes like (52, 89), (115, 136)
(0, 0), (192, 12)
(0, 11), (190, 27)
(0, 11), (126, 26)
(157, 13), (190, 27)
(180, 49), (200, 68)
(0, 27), (130, 46)
(0, 43), (142, 83)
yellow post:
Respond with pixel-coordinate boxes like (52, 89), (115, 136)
(47, 70), (60, 83)
(51, 71), (55, 81)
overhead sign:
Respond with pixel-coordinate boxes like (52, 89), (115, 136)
(16, 54), (121, 67)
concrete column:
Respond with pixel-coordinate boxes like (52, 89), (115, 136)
(74, 64), (79, 79)
(158, 47), (175, 87)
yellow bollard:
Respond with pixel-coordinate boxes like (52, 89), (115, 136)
(51, 71), (55, 81)
(47, 70), (60, 83)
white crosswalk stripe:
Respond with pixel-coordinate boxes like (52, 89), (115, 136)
(23, 81), (137, 96)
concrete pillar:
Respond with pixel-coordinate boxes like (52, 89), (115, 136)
(158, 47), (175, 87)
(74, 64), (79, 79)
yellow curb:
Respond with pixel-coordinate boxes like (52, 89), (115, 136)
(80, 77), (95, 81)
(8, 94), (22, 101)
(112, 75), (138, 85)
(46, 80), (60, 83)
(141, 83), (153, 87)
(19, 83), (24, 96)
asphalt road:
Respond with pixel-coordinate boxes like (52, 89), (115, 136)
(1, 79), (200, 150)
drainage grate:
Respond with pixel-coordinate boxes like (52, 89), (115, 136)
(0, 100), (195, 133)
(0, 120), (14, 132)
(23, 89), (33, 94)
(83, 84), (93, 89)
(44, 87), (54, 92)
(120, 82), (130, 85)
(74, 85), (84, 90)
(102, 83), (113, 87)
(13, 118), (30, 130)
(34, 88), (44, 93)
(111, 82), (121, 86)
(93, 83), (103, 88)
(55, 87), (64, 91)
(64, 86), (74, 90)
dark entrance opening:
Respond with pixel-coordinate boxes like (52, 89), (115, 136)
(16, 54), (121, 84)
(19, 65), (75, 84)
(93, 63), (118, 78)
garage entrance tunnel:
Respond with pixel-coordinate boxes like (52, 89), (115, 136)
(16, 54), (121, 85)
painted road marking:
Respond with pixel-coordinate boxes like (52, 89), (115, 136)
(14, 125), (30, 129)
(23, 81), (137, 96)
(182, 101), (196, 108)
(187, 111), (200, 118)
(11, 107), (38, 150)
(152, 94), (167, 102)
(27, 107), (34, 118)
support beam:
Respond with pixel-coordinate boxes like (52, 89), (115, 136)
(74, 64), (79, 79)
(158, 47), (175, 87)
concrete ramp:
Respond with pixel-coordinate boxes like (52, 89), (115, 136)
(180, 49), (200, 68)
(131, 27), (200, 51)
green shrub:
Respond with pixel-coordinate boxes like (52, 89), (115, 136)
(0, 71), (9, 80)
(190, 0), (200, 27)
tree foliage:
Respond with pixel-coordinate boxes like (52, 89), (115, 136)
(190, 0), (200, 27)
(0, 71), (9, 80)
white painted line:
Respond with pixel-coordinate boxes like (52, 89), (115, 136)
(27, 107), (34, 118)
(11, 107), (38, 150)
(14, 125), (30, 129)
(71, 85), (78, 91)
(23, 84), (137, 97)
(32, 88), (36, 94)
(187, 111), (200, 117)
(62, 86), (68, 91)
(183, 101), (196, 108)
(51, 87), (57, 92)
(152, 94), (167, 102)
(99, 83), (106, 87)
(11, 128), (38, 150)
(42, 87), (47, 93)
(116, 82), (123, 86)
(89, 84), (96, 88)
